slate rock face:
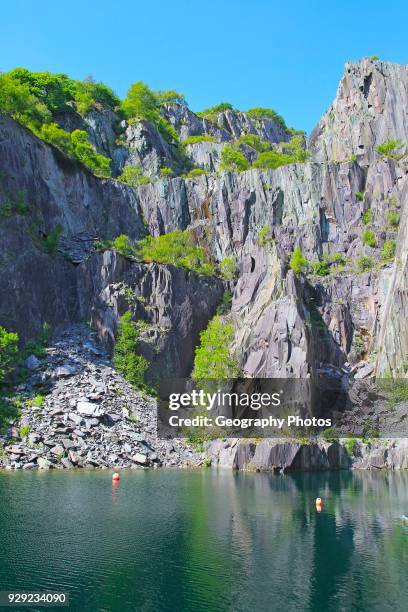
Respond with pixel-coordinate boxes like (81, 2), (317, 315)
(78, 251), (225, 379)
(1, 59), (408, 471)
(309, 58), (408, 164)
(206, 439), (350, 471)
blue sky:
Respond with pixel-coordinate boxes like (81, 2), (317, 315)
(1, 0), (407, 132)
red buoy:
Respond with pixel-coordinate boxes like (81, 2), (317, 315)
(315, 497), (323, 511)
(112, 472), (121, 483)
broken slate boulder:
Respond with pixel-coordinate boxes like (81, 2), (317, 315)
(76, 401), (105, 418)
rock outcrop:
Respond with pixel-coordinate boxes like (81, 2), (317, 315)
(309, 58), (408, 165)
(1, 58), (407, 470)
(206, 437), (408, 471)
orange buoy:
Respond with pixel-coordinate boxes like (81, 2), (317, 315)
(112, 472), (121, 483)
(315, 497), (323, 511)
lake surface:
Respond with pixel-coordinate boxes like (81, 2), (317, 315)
(0, 469), (407, 612)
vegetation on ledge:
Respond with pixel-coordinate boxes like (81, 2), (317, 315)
(0, 69), (112, 177)
(193, 316), (239, 379)
(121, 81), (179, 144)
(113, 311), (149, 391)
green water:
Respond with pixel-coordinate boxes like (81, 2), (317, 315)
(0, 469), (407, 612)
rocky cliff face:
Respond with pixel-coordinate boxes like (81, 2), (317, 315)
(309, 58), (408, 165)
(1, 59), (407, 470)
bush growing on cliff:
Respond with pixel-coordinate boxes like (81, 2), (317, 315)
(121, 81), (179, 143)
(196, 103), (234, 119)
(0, 327), (19, 386)
(362, 229), (377, 247)
(252, 150), (292, 170)
(289, 247), (308, 275)
(42, 225), (63, 256)
(219, 257), (237, 281)
(112, 234), (134, 257)
(281, 135), (310, 162)
(185, 168), (208, 179)
(0, 69), (119, 132)
(236, 134), (271, 153)
(122, 82), (157, 119)
(183, 135), (215, 145)
(74, 76), (120, 113)
(0, 325), (24, 432)
(135, 229), (215, 276)
(246, 107), (287, 131)
(113, 311), (148, 390)
(356, 255), (374, 272)
(117, 165), (150, 187)
(257, 225), (273, 246)
(154, 89), (186, 106)
(193, 316), (238, 379)
(0, 191), (29, 220)
(386, 210), (400, 228)
(310, 258), (330, 276)
(6, 68), (119, 115)
(321, 427), (339, 443)
(376, 139), (406, 160)
(40, 123), (111, 177)
(380, 240), (396, 261)
(362, 209), (372, 225)
(160, 167), (173, 178)
(220, 146), (249, 172)
(355, 191), (364, 202)
(344, 437), (359, 456)
(0, 73), (51, 130)
(252, 136), (309, 170)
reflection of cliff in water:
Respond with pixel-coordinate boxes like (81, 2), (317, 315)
(186, 470), (408, 611)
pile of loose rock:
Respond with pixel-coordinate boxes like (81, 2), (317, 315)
(0, 325), (204, 470)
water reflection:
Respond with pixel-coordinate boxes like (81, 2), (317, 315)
(0, 470), (407, 612)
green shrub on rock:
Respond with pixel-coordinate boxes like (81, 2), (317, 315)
(193, 316), (238, 379)
(380, 240), (396, 261)
(344, 437), (359, 456)
(289, 247), (308, 275)
(113, 311), (149, 390)
(362, 209), (372, 225)
(362, 229), (376, 247)
(196, 103), (234, 119)
(135, 229), (215, 276)
(159, 167), (173, 178)
(117, 165), (150, 188)
(112, 234), (134, 257)
(0, 327), (19, 386)
(40, 124), (111, 177)
(0, 73), (51, 130)
(376, 139), (406, 160)
(257, 225), (273, 246)
(253, 150), (292, 170)
(154, 89), (186, 106)
(356, 255), (374, 272)
(219, 257), (237, 281)
(236, 134), (271, 153)
(220, 146), (249, 172)
(386, 210), (400, 228)
(121, 81), (179, 143)
(185, 168), (208, 179)
(183, 135), (215, 145)
(310, 258), (330, 276)
(246, 107), (287, 130)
